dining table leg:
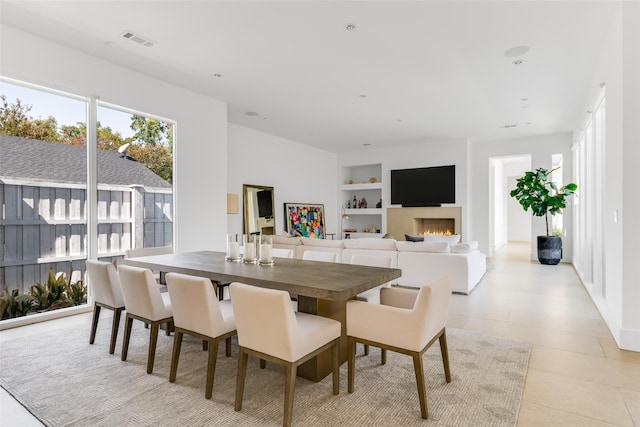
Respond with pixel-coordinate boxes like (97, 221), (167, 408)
(296, 295), (348, 382)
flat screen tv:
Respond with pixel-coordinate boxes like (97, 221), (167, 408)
(391, 165), (455, 207)
(256, 190), (273, 218)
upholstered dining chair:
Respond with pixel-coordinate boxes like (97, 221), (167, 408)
(301, 250), (338, 262)
(165, 273), (236, 399)
(346, 274), (453, 419)
(125, 246), (173, 285)
(349, 254), (394, 355)
(272, 248), (294, 258)
(86, 259), (126, 354)
(117, 264), (174, 374)
(229, 282), (341, 427)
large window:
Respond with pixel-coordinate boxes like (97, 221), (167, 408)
(0, 78), (174, 322)
(573, 96), (605, 298)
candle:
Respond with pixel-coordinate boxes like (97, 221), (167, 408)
(260, 244), (272, 261)
(245, 242), (256, 259)
(229, 241), (240, 259)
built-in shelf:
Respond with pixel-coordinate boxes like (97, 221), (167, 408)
(340, 163), (384, 237)
(339, 182), (382, 191)
(344, 208), (382, 215)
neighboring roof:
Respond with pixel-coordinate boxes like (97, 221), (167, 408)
(0, 135), (171, 189)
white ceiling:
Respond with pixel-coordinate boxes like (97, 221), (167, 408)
(0, 0), (617, 153)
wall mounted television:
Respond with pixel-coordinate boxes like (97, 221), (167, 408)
(256, 189), (273, 218)
(390, 165), (455, 207)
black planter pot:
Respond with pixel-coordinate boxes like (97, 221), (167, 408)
(537, 236), (562, 265)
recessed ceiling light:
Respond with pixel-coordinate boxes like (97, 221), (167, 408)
(525, 122), (532, 125)
(396, 119), (403, 123)
(512, 59), (524, 65)
(504, 46), (530, 57)
(213, 73), (222, 78)
(244, 111), (259, 117)
(358, 94), (367, 98)
(363, 143), (371, 146)
(345, 24), (357, 31)
(520, 98), (528, 102)
(500, 124), (517, 129)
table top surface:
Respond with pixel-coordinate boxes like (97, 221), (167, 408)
(121, 250), (401, 301)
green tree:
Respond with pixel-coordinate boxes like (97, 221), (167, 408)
(127, 143), (173, 183)
(130, 115), (173, 148)
(60, 121), (130, 150)
(0, 95), (61, 142)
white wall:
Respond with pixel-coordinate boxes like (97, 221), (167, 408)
(338, 139), (469, 239)
(469, 133), (574, 258)
(227, 124), (338, 237)
(0, 24), (229, 253)
(575, 2), (640, 351)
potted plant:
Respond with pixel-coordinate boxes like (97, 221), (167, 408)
(510, 167), (577, 265)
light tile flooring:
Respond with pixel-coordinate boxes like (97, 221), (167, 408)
(1, 242), (639, 426)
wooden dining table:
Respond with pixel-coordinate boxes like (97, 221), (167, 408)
(121, 250), (402, 382)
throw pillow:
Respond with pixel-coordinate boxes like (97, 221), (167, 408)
(405, 234), (424, 242)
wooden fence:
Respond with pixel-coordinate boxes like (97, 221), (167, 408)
(0, 181), (172, 292)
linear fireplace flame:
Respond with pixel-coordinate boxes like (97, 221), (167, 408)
(413, 218), (455, 236)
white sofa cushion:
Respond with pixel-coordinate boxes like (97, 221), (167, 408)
(300, 237), (345, 248)
(451, 241), (479, 253)
(272, 235), (303, 246)
(396, 241), (450, 253)
(423, 233), (461, 245)
(343, 238), (398, 251)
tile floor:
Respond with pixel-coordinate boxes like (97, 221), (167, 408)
(1, 242), (638, 426)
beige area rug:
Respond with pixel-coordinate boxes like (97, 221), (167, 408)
(1, 320), (530, 426)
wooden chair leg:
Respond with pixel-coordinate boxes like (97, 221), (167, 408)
(283, 363), (297, 427)
(109, 308), (122, 355)
(205, 340), (219, 399)
(203, 340), (208, 351)
(260, 359), (266, 369)
(165, 321), (171, 336)
(89, 304), (101, 345)
(234, 348), (248, 411)
(225, 336), (232, 357)
(439, 331), (451, 382)
(412, 352), (428, 419)
(147, 323), (160, 374)
(364, 344), (370, 355)
(332, 339), (339, 395)
(381, 348), (387, 365)
(169, 331), (183, 383)
(348, 337), (356, 393)
(121, 315), (134, 361)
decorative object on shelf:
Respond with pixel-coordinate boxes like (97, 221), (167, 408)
(369, 177), (377, 183)
(352, 195), (358, 208)
(225, 234), (241, 262)
(359, 197), (367, 209)
(258, 235), (274, 266)
(348, 179), (354, 184)
(367, 224), (378, 233)
(347, 199), (351, 209)
(510, 167), (578, 265)
(284, 203), (326, 239)
(376, 199), (382, 208)
(242, 234), (257, 264)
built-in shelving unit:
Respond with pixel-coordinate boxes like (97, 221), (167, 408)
(339, 163), (383, 239)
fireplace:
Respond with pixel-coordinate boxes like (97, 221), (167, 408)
(413, 218), (455, 235)
(387, 206), (462, 241)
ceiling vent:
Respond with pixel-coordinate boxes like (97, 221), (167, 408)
(121, 31), (155, 47)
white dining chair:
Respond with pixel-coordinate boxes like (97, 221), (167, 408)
(118, 264), (173, 374)
(86, 259), (126, 354)
(165, 272), (236, 399)
(229, 282), (341, 427)
(272, 248), (294, 258)
(346, 274), (453, 419)
(302, 250), (338, 263)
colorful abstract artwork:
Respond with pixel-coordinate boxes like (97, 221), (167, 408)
(284, 203), (326, 239)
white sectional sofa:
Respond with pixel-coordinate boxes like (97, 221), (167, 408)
(271, 235), (487, 294)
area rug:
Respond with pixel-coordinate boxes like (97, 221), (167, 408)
(0, 320), (530, 426)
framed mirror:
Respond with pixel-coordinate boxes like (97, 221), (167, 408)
(243, 184), (275, 235)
